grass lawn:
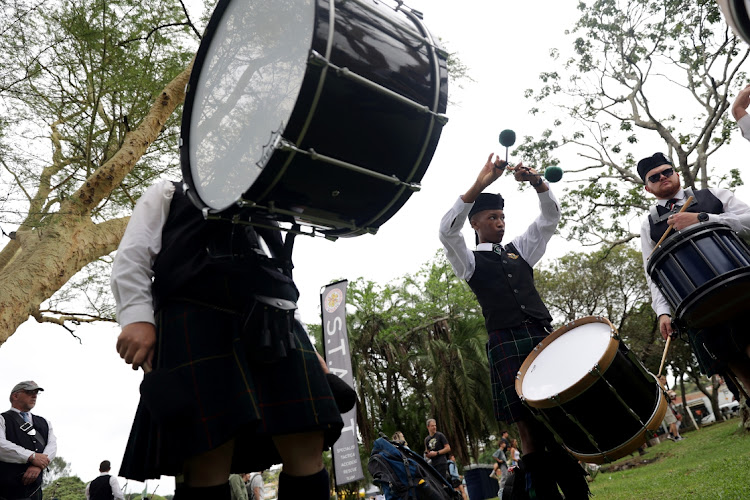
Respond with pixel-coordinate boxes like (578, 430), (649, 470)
(588, 419), (750, 499)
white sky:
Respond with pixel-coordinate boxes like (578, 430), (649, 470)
(2, 0), (750, 496)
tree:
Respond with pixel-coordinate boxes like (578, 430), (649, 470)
(42, 475), (85, 500)
(535, 245), (666, 370)
(0, 0), (199, 341)
(310, 252), (496, 466)
(517, 0), (750, 247)
(43, 455), (73, 487)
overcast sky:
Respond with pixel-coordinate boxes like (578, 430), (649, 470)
(2, 0), (750, 496)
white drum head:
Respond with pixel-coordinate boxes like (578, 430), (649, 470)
(521, 320), (614, 401)
(187, 0), (315, 211)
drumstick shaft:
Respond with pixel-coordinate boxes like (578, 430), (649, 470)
(649, 196), (694, 258)
(657, 336), (672, 378)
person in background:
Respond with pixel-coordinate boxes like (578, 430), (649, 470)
(0, 381), (57, 500)
(85, 460), (124, 500)
(423, 419), (451, 480)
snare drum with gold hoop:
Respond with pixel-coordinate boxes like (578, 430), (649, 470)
(516, 316), (667, 464)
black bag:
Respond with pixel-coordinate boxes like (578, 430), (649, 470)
(501, 460), (530, 500)
(368, 438), (460, 500)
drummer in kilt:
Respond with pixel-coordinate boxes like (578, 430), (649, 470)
(638, 152), (750, 395)
(111, 180), (344, 500)
(439, 155), (589, 499)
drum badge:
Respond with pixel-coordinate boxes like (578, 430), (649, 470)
(507, 253), (519, 260)
(324, 288), (344, 313)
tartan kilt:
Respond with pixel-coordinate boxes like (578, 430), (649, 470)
(119, 300), (343, 481)
(486, 323), (549, 423)
(687, 317), (750, 376)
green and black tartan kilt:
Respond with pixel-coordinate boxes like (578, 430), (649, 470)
(486, 322), (550, 424)
(119, 299), (343, 481)
(687, 317), (750, 376)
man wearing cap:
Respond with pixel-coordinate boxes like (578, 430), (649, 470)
(638, 152), (750, 390)
(439, 154), (589, 499)
(0, 381), (56, 500)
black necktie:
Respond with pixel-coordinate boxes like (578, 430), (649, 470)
(666, 198), (680, 211)
(492, 243), (503, 255)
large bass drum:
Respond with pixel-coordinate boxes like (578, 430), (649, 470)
(180, 0), (448, 237)
(516, 316), (667, 464)
(647, 221), (750, 329)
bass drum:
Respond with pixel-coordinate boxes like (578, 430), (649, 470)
(516, 316), (667, 464)
(180, 0), (449, 237)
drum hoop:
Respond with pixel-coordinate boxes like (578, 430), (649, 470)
(563, 382), (668, 464)
(646, 221), (733, 270)
(179, 0), (235, 212)
(515, 316), (620, 409)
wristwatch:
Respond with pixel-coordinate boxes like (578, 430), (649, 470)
(697, 212), (709, 222)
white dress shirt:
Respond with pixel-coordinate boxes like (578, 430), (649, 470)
(111, 180), (176, 327)
(738, 114), (750, 142)
(0, 408), (57, 464)
(85, 471), (125, 500)
(640, 187), (750, 317)
(438, 182), (561, 281)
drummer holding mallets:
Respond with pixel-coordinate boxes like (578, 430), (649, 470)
(638, 152), (750, 394)
(439, 154), (589, 500)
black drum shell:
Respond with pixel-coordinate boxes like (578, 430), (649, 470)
(527, 348), (665, 463)
(647, 222), (750, 328)
(181, 0), (448, 237)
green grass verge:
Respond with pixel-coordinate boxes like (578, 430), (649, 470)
(589, 419), (750, 499)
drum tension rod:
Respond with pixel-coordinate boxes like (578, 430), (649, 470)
(551, 395), (605, 457)
(592, 366), (646, 428)
(277, 138), (422, 191)
(308, 50), (448, 125)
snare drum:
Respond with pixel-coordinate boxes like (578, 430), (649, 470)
(516, 316), (667, 464)
(647, 222), (750, 328)
(180, 0), (448, 237)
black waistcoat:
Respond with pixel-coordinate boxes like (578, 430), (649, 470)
(467, 243), (552, 331)
(0, 411), (49, 497)
(151, 183), (298, 311)
(648, 188), (723, 243)
(89, 474), (114, 500)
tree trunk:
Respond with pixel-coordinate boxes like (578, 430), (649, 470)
(0, 61), (193, 342)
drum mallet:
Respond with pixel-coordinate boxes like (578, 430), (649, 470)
(651, 196), (693, 377)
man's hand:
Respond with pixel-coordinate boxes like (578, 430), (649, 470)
(476, 153), (506, 188)
(22, 465), (41, 485)
(507, 163), (547, 192)
(667, 212), (699, 231)
(462, 153), (507, 204)
(28, 452), (49, 469)
(659, 314), (674, 341)
(116, 322), (156, 371)
(733, 84), (750, 121)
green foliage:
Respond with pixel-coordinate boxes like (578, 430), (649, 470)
(517, 0), (750, 246)
(334, 251), (496, 465)
(42, 475), (85, 500)
(43, 456), (73, 487)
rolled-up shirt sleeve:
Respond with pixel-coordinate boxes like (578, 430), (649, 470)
(511, 185), (561, 267)
(111, 180), (175, 327)
(707, 187), (750, 236)
(439, 197), (476, 281)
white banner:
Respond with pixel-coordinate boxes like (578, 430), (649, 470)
(321, 280), (364, 485)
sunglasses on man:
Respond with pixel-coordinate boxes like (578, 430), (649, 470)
(648, 167), (674, 184)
